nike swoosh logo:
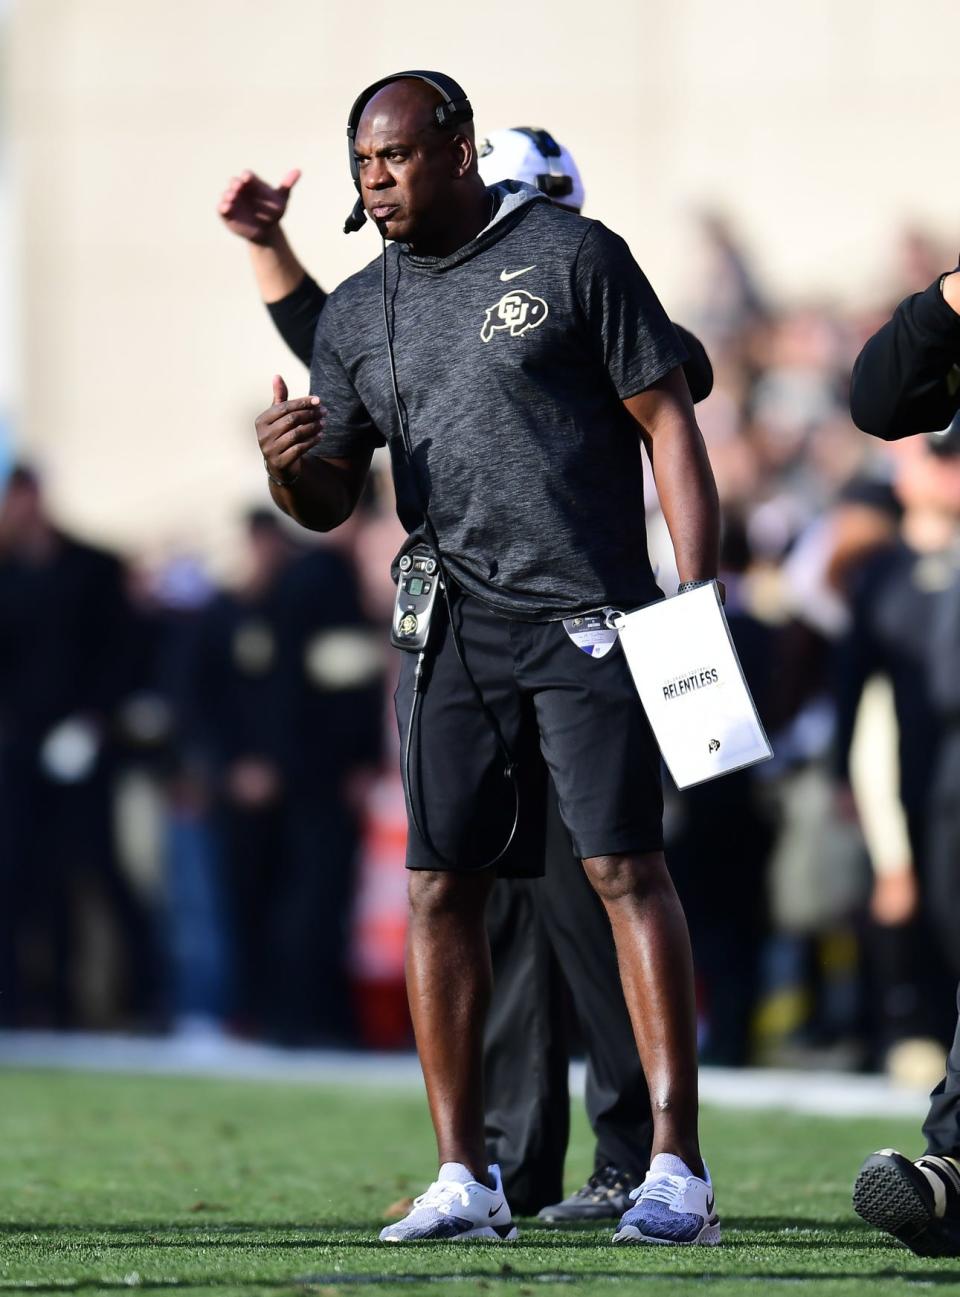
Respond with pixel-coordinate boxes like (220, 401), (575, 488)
(500, 266), (535, 282)
(488, 1202), (503, 1217)
(706, 1194), (715, 1214)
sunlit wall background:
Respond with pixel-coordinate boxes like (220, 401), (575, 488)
(4, 0), (959, 563)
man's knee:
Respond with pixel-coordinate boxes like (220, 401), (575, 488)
(582, 850), (669, 904)
(408, 868), (493, 920)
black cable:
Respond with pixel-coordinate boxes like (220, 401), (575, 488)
(381, 237), (519, 868)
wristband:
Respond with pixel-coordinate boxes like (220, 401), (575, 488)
(264, 461), (301, 489)
(677, 578), (725, 604)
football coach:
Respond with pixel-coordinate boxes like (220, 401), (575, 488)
(256, 71), (722, 1247)
(223, 127), (714, 1221)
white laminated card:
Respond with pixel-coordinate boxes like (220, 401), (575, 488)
(611, 582), (772, 790)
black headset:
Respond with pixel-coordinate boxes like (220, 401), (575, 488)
(343, 70), (473, 234)
(511, 127), (575, 201)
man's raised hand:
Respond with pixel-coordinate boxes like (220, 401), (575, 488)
(218, 169), (301, 245)
(257, 375), (326, 487)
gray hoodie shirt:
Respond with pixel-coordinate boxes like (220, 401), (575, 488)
(310, 181), (686, 620)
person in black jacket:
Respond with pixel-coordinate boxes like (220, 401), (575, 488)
(0, 466), (160, 1025)
(851, 264), (960, 1257)
(851, 267), (960, 442)
(218, 130), (713, 1220)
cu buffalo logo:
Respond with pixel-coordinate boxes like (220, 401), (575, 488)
(481, 289), (549, 342)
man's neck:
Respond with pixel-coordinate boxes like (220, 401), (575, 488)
(407, 185), (492, 259)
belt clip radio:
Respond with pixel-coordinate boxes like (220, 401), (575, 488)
(391, 544), (441, 651)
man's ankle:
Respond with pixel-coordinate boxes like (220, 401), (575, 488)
(649, 1149), (706, 1180)
(439, 1158), (495, 1190)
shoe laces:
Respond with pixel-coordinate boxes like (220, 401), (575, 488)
(413, 1179), (471, 1215)
(580, 1165), (628, 1199)
(629, 1171), (688, 1207)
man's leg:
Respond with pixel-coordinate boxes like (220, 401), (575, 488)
(405, 866), (497, 1179)
(851, 784), (960, 1257)
(581, 849), (702, 1177)
(535, 799), (652, 1221)
(923, 982), (960, 1158)
(484, 876), (569, 1215)
(382, 864), (518, 1243)
(853, 985), (960, 1256)
(521, 616), (716, 1243)
(390, 592), (531, 1185)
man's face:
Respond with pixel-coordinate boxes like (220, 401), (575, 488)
(353, 81), (460, 245)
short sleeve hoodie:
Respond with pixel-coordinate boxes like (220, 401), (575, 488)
(310, 181), (686, 620)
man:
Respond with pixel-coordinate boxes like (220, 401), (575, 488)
(254, 71), (720, 1246)
(0, 466), (159, 1026)
(221, 126), (713, 1220)
(851, 264), (960, 1256)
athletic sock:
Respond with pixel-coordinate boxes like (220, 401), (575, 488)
(649, 1153), (705, 1181)
(438, 1162), (475, 1185)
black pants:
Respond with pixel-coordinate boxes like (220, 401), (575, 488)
(924, 982), (960, 1158)
(483, 787), (653, 1214)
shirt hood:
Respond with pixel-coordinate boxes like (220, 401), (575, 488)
(402, 181), (548, 273)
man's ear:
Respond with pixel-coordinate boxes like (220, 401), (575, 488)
(450, 132), (475, 179)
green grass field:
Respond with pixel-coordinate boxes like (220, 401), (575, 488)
(0, 1068), (958, 1296)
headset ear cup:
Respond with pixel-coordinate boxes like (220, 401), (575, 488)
(348, 70), (472, 140)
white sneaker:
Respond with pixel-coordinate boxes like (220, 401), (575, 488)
(612, 1157), (720, 1245)
(379, 1162), (518, 1243)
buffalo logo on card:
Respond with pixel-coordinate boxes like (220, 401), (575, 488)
(481, 289), (549, 342)
(708, 738), (721, 753)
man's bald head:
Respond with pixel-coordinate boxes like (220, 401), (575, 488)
(358, 78), (475, 148)
(352, 75), (484, 253)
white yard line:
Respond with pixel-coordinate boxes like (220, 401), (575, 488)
(0, 1030), (930, 1119)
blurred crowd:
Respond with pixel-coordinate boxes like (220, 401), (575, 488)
(2, 216), (959, 1081)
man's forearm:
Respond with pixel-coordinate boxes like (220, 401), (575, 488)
(250, 226), (308, 304)
(648, 421), (720, 584)
(268, 454), (363, 533)
(625, 373), (720, 584)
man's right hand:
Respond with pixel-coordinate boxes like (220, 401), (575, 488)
(257, 375), (326, 486)
(218, 169), (301, 245)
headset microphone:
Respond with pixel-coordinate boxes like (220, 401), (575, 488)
(344, 196), (367, 235)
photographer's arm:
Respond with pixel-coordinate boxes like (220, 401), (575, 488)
(623, 367), (720, 585)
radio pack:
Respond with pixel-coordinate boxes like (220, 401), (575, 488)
(391, 544), (441, 651)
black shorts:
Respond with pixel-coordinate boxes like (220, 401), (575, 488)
(394, 588), (663, 875)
